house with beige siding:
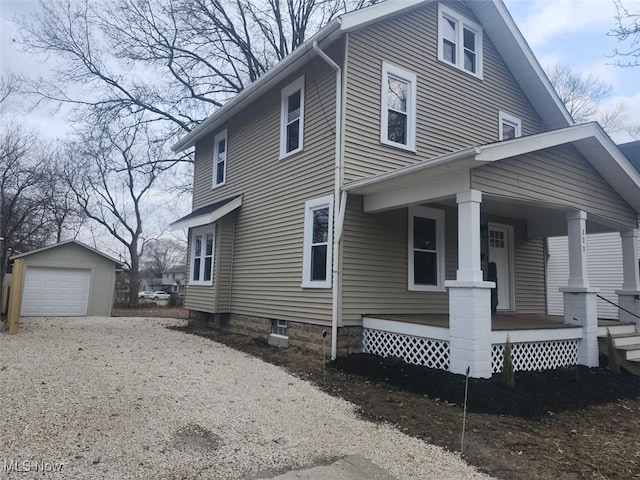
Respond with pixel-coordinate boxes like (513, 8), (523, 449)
(171, 0), (640, 378)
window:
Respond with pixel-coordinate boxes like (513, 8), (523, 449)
(302, 195), (333, 288)
(381, 63), (417, 151)
(280, 75), (305, 158)
(408, 206), (445, 290)
(189, 225), (215, 286)
(438, 4), (483, 78)
(498, 111), (521, 140)
(213, 129), (227, 188)
(271, 319), (289, 338)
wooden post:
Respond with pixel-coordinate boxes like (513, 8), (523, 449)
(8, 259), (24, 334)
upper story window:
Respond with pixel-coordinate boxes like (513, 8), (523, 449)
(380, 62), (417, 151)
(499, 111), (522, 140)
(190, 225), (215, 286)
(213, 129), (227, 188)
(302, 195), (333, 288)
(438, 4), (483, 79)
(408, 206), (445, 291)
(280, 75), (305, 158)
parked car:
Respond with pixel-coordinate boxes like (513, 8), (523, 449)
(138, 290), (153, 299)
(152, 291), (171, 300)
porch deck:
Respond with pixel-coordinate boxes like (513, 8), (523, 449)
(364, 313), (626, 331)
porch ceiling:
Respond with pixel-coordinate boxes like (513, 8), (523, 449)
(344, 123), (640, 220)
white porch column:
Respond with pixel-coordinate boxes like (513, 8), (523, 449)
(566, 210), (589, 288)
(445, 190), (495, 379)
(560, 210), (599, 367)
(616, 229), (640, 329)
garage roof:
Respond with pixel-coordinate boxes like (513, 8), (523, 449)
(11, 240), (123, 266)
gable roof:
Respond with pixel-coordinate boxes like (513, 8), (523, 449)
(172, 0), (571, 153)
(345, 123), (640, 214)
(11, 239), (123, 266)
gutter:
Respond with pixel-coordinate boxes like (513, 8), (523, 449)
(313, 40), (343, 360)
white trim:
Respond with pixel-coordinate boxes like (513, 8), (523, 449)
(280, 75), (305, 159)
(212, 129), (227, 188)
(498, 111), (521, 141)
(488, 223), (515, 311)
(170, 196), (242, 231)
(408, 206), (445, 291)
(189, 224), (216, 286)
(363, 317), (450, 341)
(380, 62), (417, 151)
(363, 170), (470, 213)
(437, 4), (483, 79)
(302, 194), (334, 288)
(490, 328), (582, 344)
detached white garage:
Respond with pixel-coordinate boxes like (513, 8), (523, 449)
(10, 240), (121, 318)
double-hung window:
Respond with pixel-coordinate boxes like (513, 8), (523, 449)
(213, 129), (227, 188)
(190, 225), (215, 286)
(438, 4), (483, 79)
(280, 75), (305, 158)
(408, 206), (445, 291)
(380, 62), (417, 151)
(498, 111), (521, 140)
(302, 195), (333, 288)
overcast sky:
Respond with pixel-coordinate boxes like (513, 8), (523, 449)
(1, 0), (638, 141)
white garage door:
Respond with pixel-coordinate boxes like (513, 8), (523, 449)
(21, 267), (91, 316)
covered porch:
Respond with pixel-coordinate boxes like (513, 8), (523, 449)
(343, 124), (640, 378)
(361, 313), (635, 374)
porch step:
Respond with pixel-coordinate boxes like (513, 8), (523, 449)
(615, 344), (640, 361)
(605, 333), (640, 347)
(597, 323), (636, 336)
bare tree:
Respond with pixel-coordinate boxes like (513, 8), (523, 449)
(610, 0), (640, 67)
(63, 117), (177, 307)
(0, 121), (57, 290)
(14, 0), (375, 143)
(140, 238), (186, 277)
(548, 64), (639, 138)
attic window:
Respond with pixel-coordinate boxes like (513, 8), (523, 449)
(438, 4), (483, 79)
(499, 111), (522, 140)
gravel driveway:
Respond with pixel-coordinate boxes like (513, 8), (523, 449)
(0, 317), (490, 479)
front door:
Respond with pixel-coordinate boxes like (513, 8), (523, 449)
(488, 224), (513, 311)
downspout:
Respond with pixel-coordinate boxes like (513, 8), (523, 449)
(313, 40), (343, 360)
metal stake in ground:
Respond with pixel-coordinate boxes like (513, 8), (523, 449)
(322, 331), (328, 383)
(461, 365), (470, 453)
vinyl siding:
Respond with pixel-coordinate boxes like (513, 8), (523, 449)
(342, 1), (541, 183)
(340, 195), (456, 325)
(513, 235), (546, 314)
(341, 203), (547, 323)
(546, 233), (640, 319)
(471, 144), (638, 229)
(185, 42), (344, 325)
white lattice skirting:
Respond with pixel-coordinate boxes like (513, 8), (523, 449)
(491, 340), (579, 373)
(362, 328), (450, 370)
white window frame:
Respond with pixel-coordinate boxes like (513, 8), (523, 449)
(498, 111), (522, 141)
(189, 225), (216, 286)
(302, 195), (333, 289)
(280, 75), (305, 159)
(270, 319), (289, 338)
(380, 62), (417, 152)
(437, 4), (483, 79)
(212, 129), (227, 188)
(408, 206), (446, 291)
